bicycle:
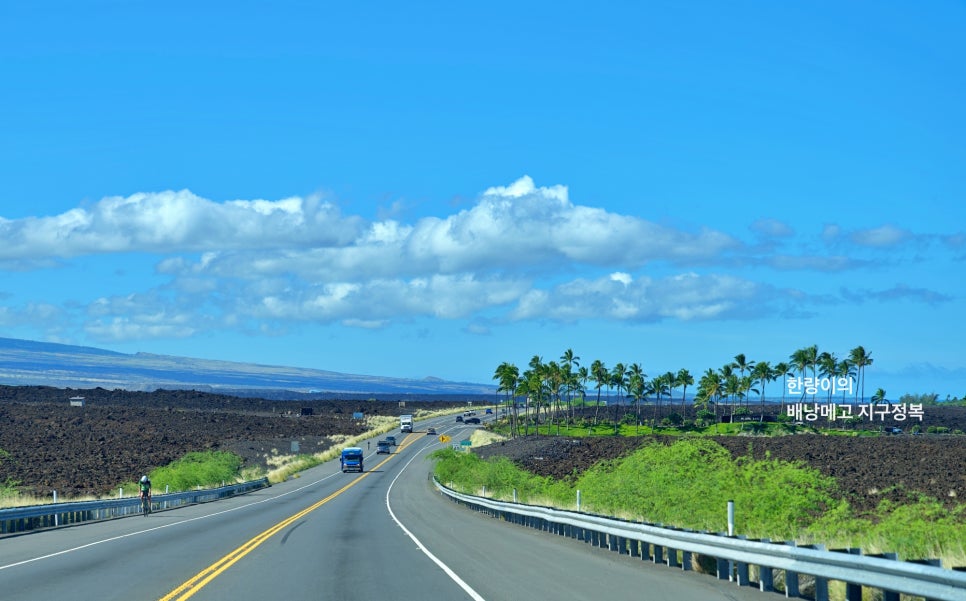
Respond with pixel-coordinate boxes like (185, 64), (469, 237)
(140, 494), (152, 516)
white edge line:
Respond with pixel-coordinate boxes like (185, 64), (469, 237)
(0, 466), (344, 571)
(385, 438), (487, 601)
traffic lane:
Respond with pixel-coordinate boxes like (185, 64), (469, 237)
(0, 459), (366, 600)
(174, 434), (475, 601)
(390, 444), (770, 601)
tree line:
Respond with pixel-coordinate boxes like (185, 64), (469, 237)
(492, 345), (878, 435)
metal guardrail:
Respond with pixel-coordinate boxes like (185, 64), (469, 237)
(434, 480), (966, 601)
(0, 478), (270, 536)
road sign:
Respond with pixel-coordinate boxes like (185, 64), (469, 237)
(460, 439), (471, 447)
(439, 435), (451, 443)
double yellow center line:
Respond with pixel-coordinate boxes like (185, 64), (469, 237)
(160, 434), (417, 600)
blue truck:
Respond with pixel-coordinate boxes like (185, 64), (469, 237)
(340, 447), (364, 473)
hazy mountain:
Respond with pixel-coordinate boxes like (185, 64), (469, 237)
(0, 337), (496, 396)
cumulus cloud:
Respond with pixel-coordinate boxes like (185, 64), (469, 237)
(766, 255), (866, 272)
(840, 284), (952, 305)
(750, 218), (794, 238)
(850, 224), (912, 247)
(5, 177), (958, 344)
(0, 190), (363, 260)
(509, 271), (773, 323)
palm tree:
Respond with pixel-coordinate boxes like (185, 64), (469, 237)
(724, 372), (743, 423)
(751, 361), (773, 422)
(789, 347), (810, 402)
(718, 364), (736, 421)
(676, 368), (693, 420)
(492, 362), (519, 436)
(836, 359), (856, 404)
(732, 354), (755, 411)
(627, 363), (647, 433)
(772, 361), (793, 415)
(544, 361), (564, 434)
(849, 346), (873, 404)
(803, 345), (819, 401)
(871, 387), (887, 407)
(590, 360), (608, 426)
(527, 356), (549, 428)
(818, 352), (838, 404)
(576, 366), (589, 415)
(652, 372), (672, 426)
(697, 368), (723, 432)
(611, 363), (627, 432)
(560, 349), (580, 421)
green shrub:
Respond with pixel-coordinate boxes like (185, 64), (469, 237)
(147, 451), (244, 492)
(431, 437), (965, 562)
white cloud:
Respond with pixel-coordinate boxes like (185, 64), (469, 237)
(8, 177), (956, 344)
(85, 316), (196, 341)
(750, 218), (794, 238)
(509, 272), (764, 323)
(0, 190), (363, 260)
(850, 225), (911, 247)
(822, 224), (841, 242)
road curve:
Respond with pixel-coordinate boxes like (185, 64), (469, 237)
(0, 417), (769, 601)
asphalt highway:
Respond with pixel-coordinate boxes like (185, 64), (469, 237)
(0, 415), (769, 601)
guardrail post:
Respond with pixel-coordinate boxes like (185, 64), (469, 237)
(735, 536), (750, 586)
(653, 543), (664, 564)
(906, 559), (942, 601)
(758, 539), (774, 592)
(799, 544), (828, 601)
(865, 553), (899, 601)
(784, 540), (800, 598)
(667, 548), (679, 568)
(832, 548), (862, 600)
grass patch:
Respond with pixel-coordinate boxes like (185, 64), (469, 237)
(432, 437), (966, 564)
(121, 450), (244, 494)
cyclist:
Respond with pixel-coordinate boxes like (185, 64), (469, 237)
(138, 475), (152, 514)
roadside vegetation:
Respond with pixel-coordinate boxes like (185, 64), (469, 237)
(492, 346), (966, 436)
(431, 438), (966, 566)
(0, 407), (475, 509)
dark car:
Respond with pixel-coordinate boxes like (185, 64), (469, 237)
(456, 415), (463, 422)
(485, 408), (493, 414)
(426, 427), (437, 435)
(464, 417), (481, 424)
(385, 435), (398, 446)
(376, 440), (392, 454)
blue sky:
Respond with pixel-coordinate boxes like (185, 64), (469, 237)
(1, 1), (964, 399)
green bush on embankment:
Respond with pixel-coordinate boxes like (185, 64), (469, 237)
(430, 438), (966, 564)
(126, 450), (245, 494)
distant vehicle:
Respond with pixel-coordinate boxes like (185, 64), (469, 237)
(340, 447), (364, 473)
(376, 440), (391, 454)
(426, 427), (436, 435)
(465, 417), (481, 424)
(400, 414), (414, 433)
(485, 408), (493, 414)
(885, 427), (903, 435)
(385, 435), (398, 446)
(455, 415), (463, 422)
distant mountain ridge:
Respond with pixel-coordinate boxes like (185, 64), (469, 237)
(0, 337), (496, 396)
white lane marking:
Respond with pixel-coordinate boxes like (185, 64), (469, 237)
(0, 467), (344, 571)
(385, 440), (486, 601)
